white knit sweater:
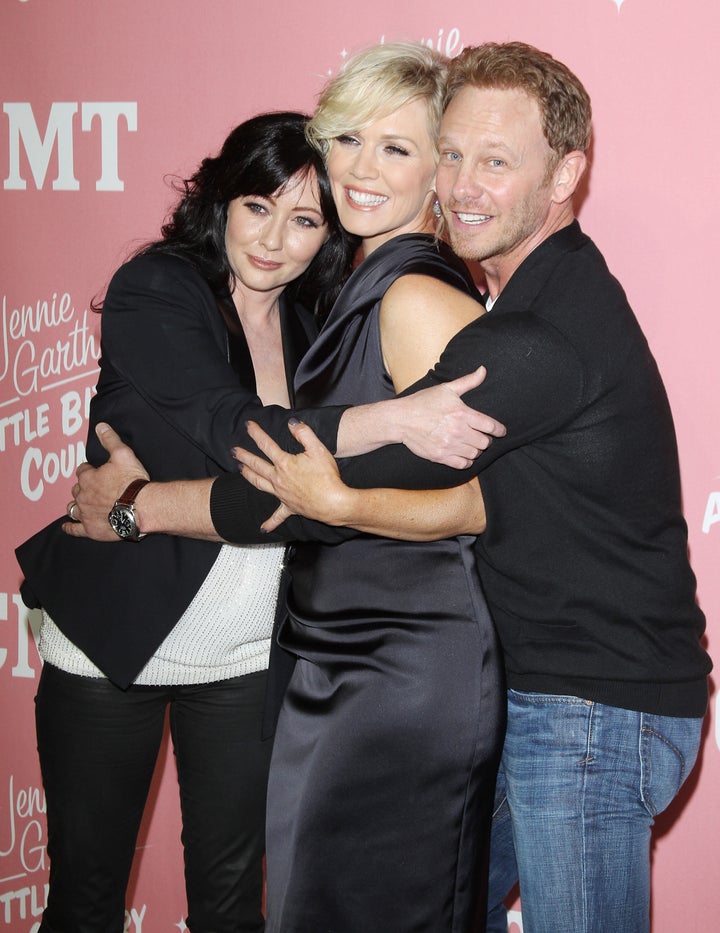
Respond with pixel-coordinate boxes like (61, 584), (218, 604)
(39, 542), (285, 685)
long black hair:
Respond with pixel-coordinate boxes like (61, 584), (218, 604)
(139, 111), (356, 316)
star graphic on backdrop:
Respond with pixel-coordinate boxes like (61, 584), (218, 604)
(613, 0), (626, 9)
(325, 48), (350, 78)
(174, 919), (187, 932)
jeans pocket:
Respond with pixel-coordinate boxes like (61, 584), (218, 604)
(640, 715), (702, 816)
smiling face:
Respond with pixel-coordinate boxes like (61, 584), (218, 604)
(437, 85), (563, 291)
(326, 98), (438, 256)
(224, 169), (328, 299)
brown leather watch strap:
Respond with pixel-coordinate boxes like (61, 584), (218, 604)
(115, 478), (150, 507)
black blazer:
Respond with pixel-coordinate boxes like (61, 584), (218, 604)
(16, 252), (315, 692)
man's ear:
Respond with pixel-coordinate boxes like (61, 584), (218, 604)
(551, 151), (587, 204)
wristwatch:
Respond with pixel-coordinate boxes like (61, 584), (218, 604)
(108, 478), (150, 541)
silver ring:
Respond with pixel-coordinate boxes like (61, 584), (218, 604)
(67, 500), (78, 521)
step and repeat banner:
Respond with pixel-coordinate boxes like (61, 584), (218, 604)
(1, 1), (718, 930)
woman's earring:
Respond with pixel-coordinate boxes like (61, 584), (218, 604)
(432, 198), (442, 218)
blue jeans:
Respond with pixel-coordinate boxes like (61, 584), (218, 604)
(486, 689), (703, 933)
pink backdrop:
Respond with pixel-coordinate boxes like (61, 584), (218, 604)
(2, 1), (718, 929)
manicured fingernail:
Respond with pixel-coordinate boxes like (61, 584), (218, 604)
(288, 417), (299, 427)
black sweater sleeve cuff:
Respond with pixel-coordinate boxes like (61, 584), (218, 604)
(210, 473), (279, 543)
(255, 405), (350, 454)
(209, 473), (359, 546)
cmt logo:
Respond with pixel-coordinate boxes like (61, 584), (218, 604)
(3, 102), (137, 191)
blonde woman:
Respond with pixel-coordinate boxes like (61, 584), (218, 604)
(251, 44), (503, 932)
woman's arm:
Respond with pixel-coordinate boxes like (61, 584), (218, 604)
(230, 275), (489, 540)
(235, 419), (485, 540)
(97, 255), (290, 474)
(65, 419), (485, 543)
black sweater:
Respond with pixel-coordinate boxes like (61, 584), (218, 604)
(212, 222), (710, 717)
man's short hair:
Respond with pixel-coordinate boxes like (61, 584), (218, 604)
(446, 42), (592, 161)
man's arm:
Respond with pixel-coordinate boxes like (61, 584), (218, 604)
(105, 259), (504, 471)
(66, 315), (577, 544)
(64, 360), (504, 543)
(206, 313), (585, 540)
(208, 314), (586, 543)
(332, 312), (585, 490)
(213, 277), (505, 543)
(334, 366), (504, 468)
(263, 364), (506, 468)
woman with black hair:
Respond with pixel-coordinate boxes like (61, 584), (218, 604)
(22, 111), (355, 933)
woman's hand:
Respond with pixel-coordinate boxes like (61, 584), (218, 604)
(234, 419), (354, 532)
(63, 423), (150, 540)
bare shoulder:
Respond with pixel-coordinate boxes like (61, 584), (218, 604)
(380, 274), (485, 391)
(382, 274), (483, 325)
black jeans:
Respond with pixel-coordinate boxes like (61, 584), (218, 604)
(35, 663), (273, 933)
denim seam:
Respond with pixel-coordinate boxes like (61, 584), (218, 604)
(508, 689), (590, 706)
(641, 727), (685, 782)
(578, 701), (595, 933)
(639, 721), (686, 816)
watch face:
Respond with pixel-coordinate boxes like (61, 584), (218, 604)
(109, 505), (138, 540)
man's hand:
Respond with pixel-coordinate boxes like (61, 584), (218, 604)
(234, 419), (353, 532)
(63, 423), (149, 540)
(396, 366), (506, 468)
(336, 366), (506, 466)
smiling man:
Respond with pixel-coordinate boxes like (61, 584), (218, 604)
(332, 42), (710, 933)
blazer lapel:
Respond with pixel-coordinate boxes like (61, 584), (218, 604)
(279, 295), (316, 405)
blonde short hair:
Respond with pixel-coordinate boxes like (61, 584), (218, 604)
(307, 42), (448, 157)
